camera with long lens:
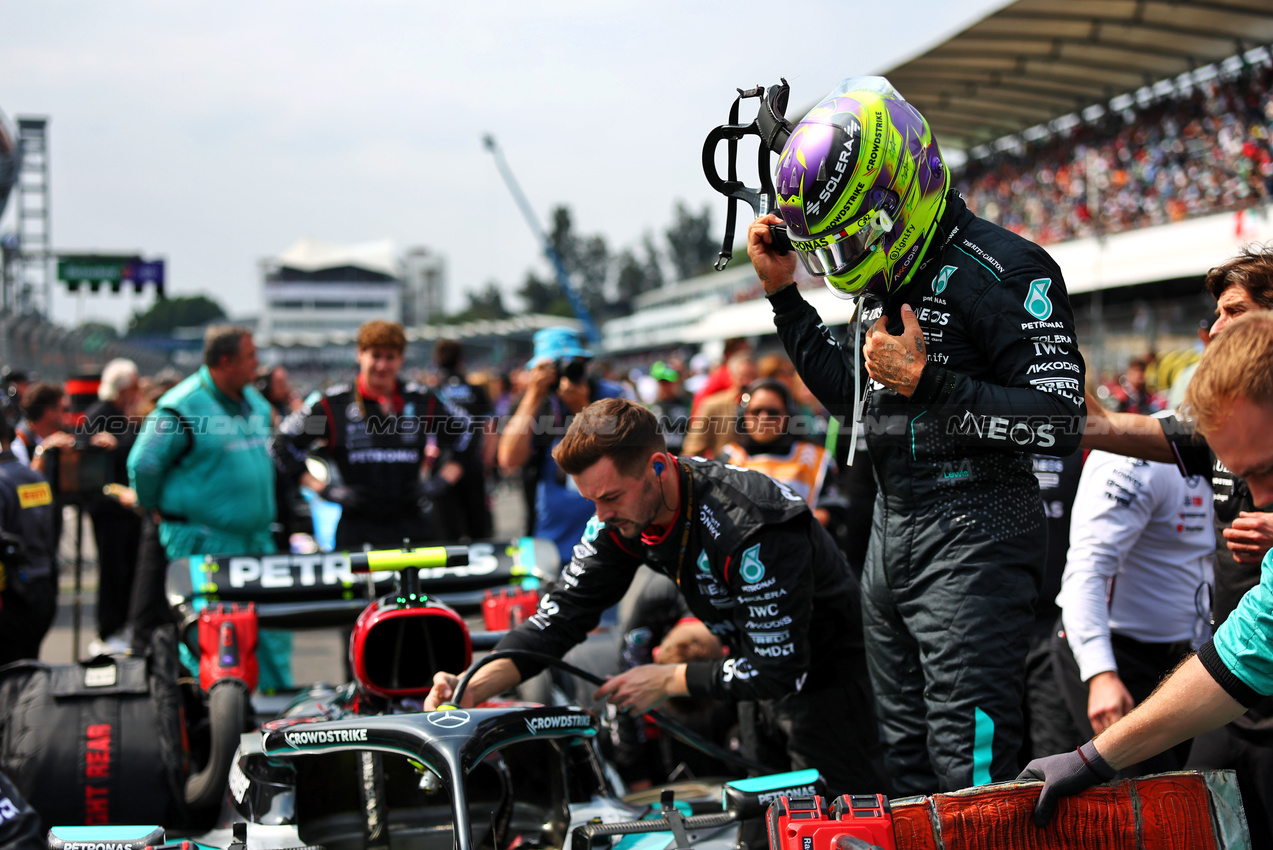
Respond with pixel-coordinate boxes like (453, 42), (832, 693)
(554, 357), (588, 385)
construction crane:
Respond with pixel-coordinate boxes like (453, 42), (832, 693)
(482, 134), (601, 345)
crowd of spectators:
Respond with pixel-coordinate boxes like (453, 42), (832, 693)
(957, 60), (1273, 244)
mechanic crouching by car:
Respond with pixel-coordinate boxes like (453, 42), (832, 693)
(426, 398), (885, 797)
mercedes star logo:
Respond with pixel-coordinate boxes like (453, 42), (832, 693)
(427, 710), (471, 729)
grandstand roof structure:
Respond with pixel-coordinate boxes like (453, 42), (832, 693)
(883, 0), (1273, 152)
(271, 237), (400, 278)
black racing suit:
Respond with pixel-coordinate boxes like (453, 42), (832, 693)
(1026, 451), (1086, 764)
(1165, 418), (1273, 847)
(497, 457), (883, 795)
(270, 379), (474, 550)
(768, 191), (1086, 793)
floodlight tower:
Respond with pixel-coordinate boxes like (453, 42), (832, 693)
(15, 117), (51, 316)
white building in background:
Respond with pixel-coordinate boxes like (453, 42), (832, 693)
(401, 247), (446, 326)
(258, 238), (403, 338)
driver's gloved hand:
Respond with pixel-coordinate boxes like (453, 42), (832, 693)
(319, 483), (361, 510)
(1017, 740), (1116, 827)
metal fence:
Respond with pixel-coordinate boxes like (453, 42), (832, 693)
(0, 311), (171, 381)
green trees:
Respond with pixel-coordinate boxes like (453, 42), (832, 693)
(487, 200), (716, 321)
(127, 295), (226, 336)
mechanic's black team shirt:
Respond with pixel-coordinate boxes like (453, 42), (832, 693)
(496, 457), (864, 701)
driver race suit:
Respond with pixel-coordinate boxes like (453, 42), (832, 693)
(270, 377), (474, 550)
(768, 191), (1086, 793)
(496, 456), (883, 796)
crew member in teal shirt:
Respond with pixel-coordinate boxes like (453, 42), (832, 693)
(129, 325), (291, 691)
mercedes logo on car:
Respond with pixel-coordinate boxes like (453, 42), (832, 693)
(427, 710), (471, 729)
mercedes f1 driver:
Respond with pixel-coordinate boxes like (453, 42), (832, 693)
(748, 76), (1086, 793)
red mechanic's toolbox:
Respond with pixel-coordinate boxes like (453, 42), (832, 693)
(767, 792), (895, 850)
(482, 586), (539, 630)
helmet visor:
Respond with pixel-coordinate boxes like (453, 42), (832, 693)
(792, 207), (894, 278)
(795, 230), (875, 278)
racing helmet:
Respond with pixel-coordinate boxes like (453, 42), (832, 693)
(774, 76), (950, 299)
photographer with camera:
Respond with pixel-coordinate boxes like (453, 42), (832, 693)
(497, 326), (632, 566)
(13, 382), (118, 473)
(0, 416), (58, 666)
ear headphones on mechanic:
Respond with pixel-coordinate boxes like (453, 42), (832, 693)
(653, 457), (675, 510)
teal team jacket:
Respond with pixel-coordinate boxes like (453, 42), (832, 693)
(127, 366), (277, 558)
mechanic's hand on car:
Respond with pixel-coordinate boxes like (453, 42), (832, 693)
(424, 671), (464, 711)
(594, 663), (687, 715)
(1087, 671), (1135, 734)
(299, 471), (325, 493)
(864, 305), (927, 397)
(1017, 740), (1116, 827)
(1223, 511), (1273, 565)
(748, 214), (798, 295)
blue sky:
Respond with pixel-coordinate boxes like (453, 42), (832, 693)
(1, 0), (1007, 330)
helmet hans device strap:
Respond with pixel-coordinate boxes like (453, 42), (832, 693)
(702, 79), (794, 270)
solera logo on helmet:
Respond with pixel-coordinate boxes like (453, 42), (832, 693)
(806, 115), (863, 217)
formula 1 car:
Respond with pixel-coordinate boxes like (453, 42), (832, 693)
(178, 542), (821, 850)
